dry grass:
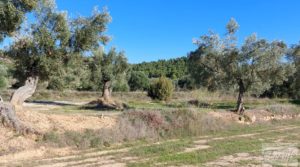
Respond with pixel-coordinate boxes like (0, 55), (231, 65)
(41, 109), (233, 149)
(264, 104), (300, 114)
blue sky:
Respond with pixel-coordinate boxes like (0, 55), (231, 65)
(2, 0), (300, 63)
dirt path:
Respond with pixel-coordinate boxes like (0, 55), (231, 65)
(2, 124), (298, 167)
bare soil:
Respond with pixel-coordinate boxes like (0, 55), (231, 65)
(0, 101), (118, 159)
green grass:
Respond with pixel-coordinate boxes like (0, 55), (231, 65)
(130, 139), (193, 157)
(127, 120), (300, 166)
(127, 137), (264, 166)
(160, 138), (261, 165)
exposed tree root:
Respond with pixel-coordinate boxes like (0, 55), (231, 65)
(0, 77), (41, 135)
(0, 102), (41, 135)
(88, 97), (128, 110)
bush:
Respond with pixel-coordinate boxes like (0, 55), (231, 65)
(113, 79), (130, 92)
(177, 75), (196, 90)
(47, 76), (65, 90)
(128, 71), (150, 91)
(148, 77), (174, 101)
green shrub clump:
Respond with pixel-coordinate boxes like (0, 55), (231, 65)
(128, 71), (150, 91)
(148, 77), (174, 101)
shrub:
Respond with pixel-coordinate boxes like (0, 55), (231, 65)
(113, 74), (130, 92)
(177, 75), (196, 90)
(47, 76), (65, 90)
(113, 81), (130, 92)
(128, 71), (150, 91)
(148, 77), (174, 101)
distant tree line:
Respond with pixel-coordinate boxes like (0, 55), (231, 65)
(132, 57), (188, 79)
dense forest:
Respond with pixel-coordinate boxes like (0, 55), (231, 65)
(132, 57), (188, 79)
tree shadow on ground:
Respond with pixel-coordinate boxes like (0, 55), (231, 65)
(289, 99), (300, 105)
(211, 104), (235, 110)
(81, 103), (131, 111)
(28, 100), (77, 106)
(188, 100), (236, 110)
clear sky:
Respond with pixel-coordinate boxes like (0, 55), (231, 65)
(3, 0), (300, 63)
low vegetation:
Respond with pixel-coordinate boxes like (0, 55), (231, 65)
(148, 77), (174, 101)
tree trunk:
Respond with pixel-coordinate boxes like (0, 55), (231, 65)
(0, 77), (40, 134)
(236, 79), (245, 115)
(0, 102), (40, 135)
(10, 77), (39, 109)
(102, 81), (111, 101)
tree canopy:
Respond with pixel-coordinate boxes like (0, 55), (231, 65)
(0, 0), (38, 42)
(90, 48), (128, 99)
(188, 18), (294, 113)
(290, 43), (300, 98)
(7, 0), (111, 85)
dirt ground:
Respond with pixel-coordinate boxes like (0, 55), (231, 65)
(0, 101), (299, 167)
(0, 101), (118, 160)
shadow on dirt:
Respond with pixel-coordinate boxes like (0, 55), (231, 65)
(28, 100), (78, 106)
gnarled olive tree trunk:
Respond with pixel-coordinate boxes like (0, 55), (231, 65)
(0, 77), (40, 135)
(102, 81), (111, 101)
(10, 77), (39, 108)
(0, 102), (38, 134)
(236, 79), (245, 115)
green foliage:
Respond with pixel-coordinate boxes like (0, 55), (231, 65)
(188, 18), (294, 96)
(290, 43), (300, 98)
(7, 1), (68, 84)
(260, 42), (300, 99)
(0, 0), (37, 42)
(90, 48), (128, 92)
(7, 0), (111, 88)
(113, 74), (130, 92)
(0, 63), (8, 90)
(128, 71), (150, 91)
(177, 75), (196, 90)
(133, 57), (188, 79)
(71, 7), (111, 52)
(47, 55), (91, 90)
(148, 77), (174, 101)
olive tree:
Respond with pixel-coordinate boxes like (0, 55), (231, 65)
(90, 48), (128, 102)
(2, 0), (111, 133)
(9, 0), (111, 107)
(188, 18), (293, 114)
(0, 0), (38, 134)
(8, 0), (70, 107)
